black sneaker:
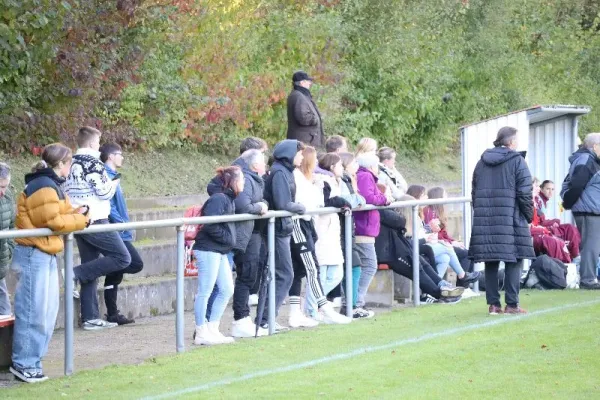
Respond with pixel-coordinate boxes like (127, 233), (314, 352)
(10, 365), (48, 383)
(420, 294), (439, 304)
(439, 296), (462, 304)
(106, 313), (135, 325)
(457, 271), (481, 287)
(352, 308), (374, 319)
(580, 281), (600, 290)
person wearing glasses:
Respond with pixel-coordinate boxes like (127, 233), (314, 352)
(99, 143), (144, 325)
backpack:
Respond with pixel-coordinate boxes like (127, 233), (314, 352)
(530, 255), (567, 289)
(183, 205), (204, 277)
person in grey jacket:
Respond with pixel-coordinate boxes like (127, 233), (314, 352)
(561, 132), (600, 290)
(0, 162), (15, 316)
(257, 139), (306, 331)
(286, 71), (324, 147)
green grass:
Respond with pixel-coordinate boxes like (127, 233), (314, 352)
(1, 148), (461, 198)
(5, 291), (600, 399)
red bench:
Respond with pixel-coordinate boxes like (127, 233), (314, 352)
(378, 264), (389, 270)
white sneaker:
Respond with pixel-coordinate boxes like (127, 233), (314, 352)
(207, 321), (235, 344)
(232, 317), (267, 337)
(248, 294), (259, 306)
(332, 297), (343, 308)
(193, 324), (219, 346)
(82, 319), (118, 331)
(319, 303), (352, 324)
(288, 312), (319, 328)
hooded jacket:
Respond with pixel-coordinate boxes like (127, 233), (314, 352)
(208, 157), (266, 251)
(264, 140), (306, 236)
(15, 169), (89, 254)
(286, 86), (324, 147)
(105, 164), (133, 241)
(468, 147), (535, 263)
(561, 147), (600, 215)
(355, 167), (388, 238)
(0, 189), (15, 280)
(314, 174), (350, 266)
(193, 185), (237, 254)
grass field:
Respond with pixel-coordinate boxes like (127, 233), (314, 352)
(5, 291), (600, 399)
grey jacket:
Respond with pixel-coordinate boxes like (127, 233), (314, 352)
(0, 189), (15, 280)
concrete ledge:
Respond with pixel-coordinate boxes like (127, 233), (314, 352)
(126, 195), (207, 210)
(130, 208), (187, 241)
(365, 269), (395, 307)
(394, 273), (412, 303)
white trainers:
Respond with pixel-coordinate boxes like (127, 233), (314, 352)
(319, 303), (352, 324)
(207, 321), (235, 344)
(193, 324), (219, 346)
(82, 319), (118, 331)
(231, 317), (267, 338)
(288, 312), (319, 328)
(248, 294), (259, 306)
(332, 297), (343, 308)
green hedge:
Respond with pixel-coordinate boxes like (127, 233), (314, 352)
(2, 0), (600, 155)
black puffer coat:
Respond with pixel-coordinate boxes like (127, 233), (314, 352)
(468, 147), (535, 263)
(375, 209), (407, 264)
(193, 188), (237, 254)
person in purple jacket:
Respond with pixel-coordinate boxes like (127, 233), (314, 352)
(354, 153), (389, 316)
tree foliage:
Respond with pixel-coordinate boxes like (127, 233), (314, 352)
(2, 0), (600, 154)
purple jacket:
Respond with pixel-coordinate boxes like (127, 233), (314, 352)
(355, 167), (388, 237)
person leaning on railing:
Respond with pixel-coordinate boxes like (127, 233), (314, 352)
(0, 162), (15, 318)
(10, 144), (89, 384)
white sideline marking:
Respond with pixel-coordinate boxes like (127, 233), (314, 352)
(143, 299), (600, 400)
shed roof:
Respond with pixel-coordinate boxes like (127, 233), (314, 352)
(460, 104), (591, 129)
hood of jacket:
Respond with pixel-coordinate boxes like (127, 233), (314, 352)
(481, 147), (522, 166)
(273, 140), (299, 171)
(25, 168), (65, 186)
(568, 147), (599, 165)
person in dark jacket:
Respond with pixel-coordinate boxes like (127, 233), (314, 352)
(286, 71), (324, 147)
(100, 143), (144, 325)
(375, 206), (463, 303)
(258, 139), (306, 331)
(193, 166), (243, 346)
(560, 132), (600, 290)
(0, 162), (15, 317)
(469, 127), (534, 315)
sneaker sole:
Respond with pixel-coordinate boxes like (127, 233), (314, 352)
(83, 324), (118, 331)
(441, 287), (465, 297)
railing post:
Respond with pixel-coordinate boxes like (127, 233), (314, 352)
(176, 226), (185, 353)
(63, 233), (74, 376)
(411, 206), (421, 306)
(267, 217), (276, 335)
(344, 211), (353, 318)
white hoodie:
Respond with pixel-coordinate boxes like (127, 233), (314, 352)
(314, 174), (344, 266)
(293, 169), (323, 221)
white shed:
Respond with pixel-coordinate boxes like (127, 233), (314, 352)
(460, 104), (591, 243)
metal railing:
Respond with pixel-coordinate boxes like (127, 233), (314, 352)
(0, 197), (471, 376)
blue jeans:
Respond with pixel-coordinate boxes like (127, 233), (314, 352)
(11, 245), (59, 373)
(427, 242), (465, 278)
(193, 250), (234, 326)
(206, 252), (234, 320)
(320, 265), (344, 298)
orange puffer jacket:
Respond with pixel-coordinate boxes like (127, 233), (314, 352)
(15, 168), (89, 254)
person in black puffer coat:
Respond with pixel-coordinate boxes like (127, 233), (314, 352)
(469, 126), (534, 315)
(192, 166), (243, 346)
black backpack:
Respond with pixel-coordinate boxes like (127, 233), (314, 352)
(530, 255), (567, 289)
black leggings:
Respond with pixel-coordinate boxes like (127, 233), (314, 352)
(387, 255), (442, 299)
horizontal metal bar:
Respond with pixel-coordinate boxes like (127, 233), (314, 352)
(0, 197), (471, 240)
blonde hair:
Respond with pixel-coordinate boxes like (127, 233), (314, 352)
(300, 146), (317, 181)
(397, 195), (416, 237)
(355, 137), (377, 157)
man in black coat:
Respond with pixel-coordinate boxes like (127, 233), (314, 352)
(286, 71), (324, 147)
(469, 126), (534, 315)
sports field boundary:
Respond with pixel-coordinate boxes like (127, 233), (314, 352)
(143, 298), (600, 400)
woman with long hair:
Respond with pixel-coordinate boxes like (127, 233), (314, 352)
(193, 166), (244, 346)
(11, 144), (89, 383)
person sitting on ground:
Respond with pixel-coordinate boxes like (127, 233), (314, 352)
(377, 147), (408, 200)
(192, 166), (243, 346)
(10, 144), (89, 383)
(407, 185), (480, 287)
(377, 196), (464, 304)
(531, 178), (571, 263)
(325, 135), (349, 154)
(423, 187), (477, 276)
(534, 179), (580, 261)
(355, 137), (377, 158)
(99, 143), (145, 325)
(0, 162), (15, 318)
(337, 152), (370, 318)
(63, 127), (131, 331)
(354, 153), (389, 315)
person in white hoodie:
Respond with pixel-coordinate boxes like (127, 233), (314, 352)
(62, 127), (131, 331)
(287, 146), (351, 327)
(312, 153), (352, 315)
